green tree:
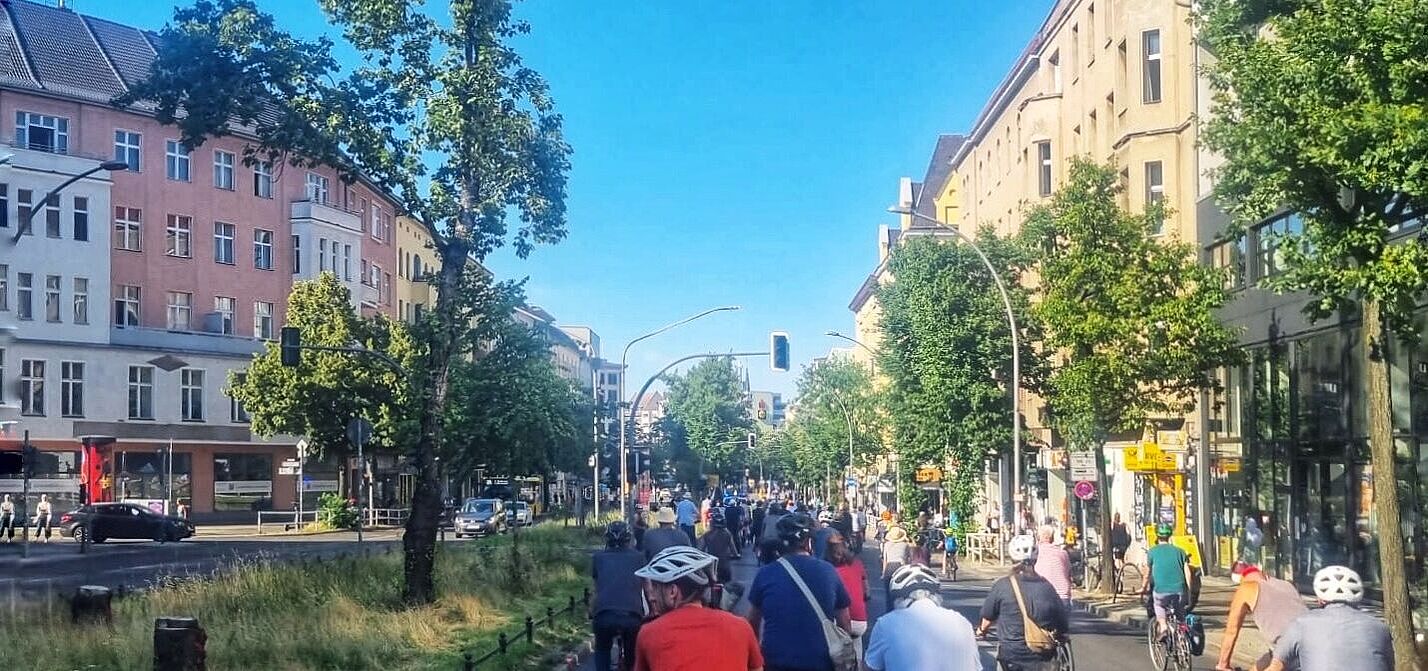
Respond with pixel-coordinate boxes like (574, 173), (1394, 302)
(876, 234), (1039, 524)
(230, 274), (415, 495)
(659, 358), (754, 491)
(125, 0), (572, 603)
(1022, 158), (1242, 594)
(1199, 2), (1428, 660)
(788, 356), (885, 502)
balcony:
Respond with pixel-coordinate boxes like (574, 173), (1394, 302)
(360, 282), (380, 308)
(290, 199), (361, 233)
(110, 325), (265, 357)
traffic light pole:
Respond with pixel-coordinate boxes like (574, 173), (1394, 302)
(21, 431), (31, 559)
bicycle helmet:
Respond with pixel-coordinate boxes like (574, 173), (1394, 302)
(604, 521), (632, 547)
(635, 546), (717, 586)
(888, 563), (941, 601)
(777, 513), (816, 543)
(709, 508), (726, 528)
(1155, 522), (1174, 538)
(1313, 565), (1364, 604)
(1007, 534), (1035, 563)
(817, 510), (835, 524)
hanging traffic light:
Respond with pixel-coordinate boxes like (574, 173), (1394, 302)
(280, 326), (302, 367)
(770, 332), (790, 372)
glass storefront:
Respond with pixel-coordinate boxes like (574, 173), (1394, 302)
(116, 450), (192, 513)
(213, 453), (273, 512)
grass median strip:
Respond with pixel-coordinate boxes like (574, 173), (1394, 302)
(1, 525), (599, 671)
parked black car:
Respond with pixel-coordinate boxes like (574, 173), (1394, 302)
(59, 503), (196, 543)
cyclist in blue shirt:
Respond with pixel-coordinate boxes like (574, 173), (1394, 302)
(746, 513), (852, 671)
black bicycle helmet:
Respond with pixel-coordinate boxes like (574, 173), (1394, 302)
(777, 513), (816, 544)
(710, 508), (726, 528)
(605, 521), (633, 547)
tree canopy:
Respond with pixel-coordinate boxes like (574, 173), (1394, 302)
(784, 355), (885, 496)
(658, 357), (753, 487)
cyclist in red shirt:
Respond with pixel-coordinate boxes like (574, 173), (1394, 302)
(633, 546), (764, 671)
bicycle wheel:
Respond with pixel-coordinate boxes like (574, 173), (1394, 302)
(1172, 628), (1193, 671)
(1145, 618), (1169, 671)
(1057, 639), (1077, 671)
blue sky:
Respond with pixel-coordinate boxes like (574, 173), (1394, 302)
(83, 0), (1055, 397)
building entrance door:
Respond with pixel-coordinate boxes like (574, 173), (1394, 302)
(1291, 457), (1355, 588)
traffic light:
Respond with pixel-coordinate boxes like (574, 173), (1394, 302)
(280, 326), (302, 367)
(770, 331), (790, 372)
(747, 432), (757, 450)
(0, 451), (20, 476)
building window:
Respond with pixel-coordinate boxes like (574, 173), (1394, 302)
(0, 349), (5, 404)
(1048, 51), (1062, 94)
(128, 365), (154, 420)
(73, 277), (88, 324)
(43, 195), (59, 238)
(1036, 141), (1053, 197)
(16, 272), (31, 320)
(1142, 29), (1162, 104)
(1257, 212), (1305, 279)
(253, 301), (274, 339)
(165, 140), (191, 181)
(16, 189), (31, 235)
(343, 244), (352, 281)
(230, 372), (251, 423)
(20, 359), (43, 415)
(60, 361), (83, 418)
(371, 206), (384, 241)
(114, 130), (141, 171)
(214, 222), (236, 265)
(44, 274), (60, 322)
(167, 291), (193, 330)
(1209, 238), (1246, 290)
(180, 368), (205, 421)
(0, 184), (8, 229)
(114, 284), (140, 326)
(254, 161), (273, 198)
(166, 214), (193, 257)
(16, 111), (68, 153)
(213, 150), (235, 190)
(1145, 160), (1165, 233)
(114, 207), (142, 251)
(368, 264), (380, 289)
(292, 235), (302, 274)
(213, 454), (273, 511)
(73, 196), (88, 241)
(253, 229), (274, 270)
(305, 172), (330, 204)
(214, 296), (235, 335)
(0, 263), (8, 311)
(318, 237), (327, 272)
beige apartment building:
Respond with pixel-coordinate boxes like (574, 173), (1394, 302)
(395, 215), (440, 323)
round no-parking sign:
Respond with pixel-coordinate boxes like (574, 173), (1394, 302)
(1073, 480), (1096, 500)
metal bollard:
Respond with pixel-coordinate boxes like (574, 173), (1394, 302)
(567, 595), (575, 615)
(153, 616), (207, 671)
(525, 615), (534, 643)
(462, 652), (473, 671)
(582, 587), (590, 606)
(498, 632), (508, 654)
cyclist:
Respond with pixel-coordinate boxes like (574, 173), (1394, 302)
(633, 546), (764, 671)
(976, 534), (1068, 671)
(698, 508), (738, 585)
(1214, 563), (1306, 671)
(1140, 522), (1192, 641)
(644, 507), (693, 561)
(1034, 525), (1073, 607)
(813, 509), (838, 560)
(591, 522), (645, 671)
(865, 564), (980, 670)
(746, 513), (852, 671)
(1264, 565), (1392, 671)
(826, 533), (870, 665)
(879, 524), (912, 613)
(941, 524), (960, 580)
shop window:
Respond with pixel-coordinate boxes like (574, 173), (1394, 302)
(1295, 330), (1347, 440)
(213, 453), (273, 511)
(116, 451), (192, 508)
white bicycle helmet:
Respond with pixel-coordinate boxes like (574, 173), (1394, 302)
(635, 546), (717, 586)
(1313, 565), (1364, 604)
(1008, 534), (1035, 563)
(888, 563), (940, 598)
(818, 510), (835, 523)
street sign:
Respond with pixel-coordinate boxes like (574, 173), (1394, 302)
(346, 417), (373, 447)
(278, 466), (298, 475)
(1073, 480), (1096, 500)
(296, 438), (310, 458)
(281, 459), (300, 468)
(1069, 452), (1097, 481)
(845, 477), (858, 488)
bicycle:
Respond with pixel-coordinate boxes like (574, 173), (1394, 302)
(1055, 634), (1076, 671)
(1146, 607), (1193, 671)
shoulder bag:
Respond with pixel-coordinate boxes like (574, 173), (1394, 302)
(1008, 575), (1059, 654)
(776, 558), (858, 671)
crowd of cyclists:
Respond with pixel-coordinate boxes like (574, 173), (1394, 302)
(587, 489), (1396, 671)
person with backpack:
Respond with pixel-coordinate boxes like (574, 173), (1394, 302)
(1140, 522), (1193, 641)
(975, 534), (1068, 671)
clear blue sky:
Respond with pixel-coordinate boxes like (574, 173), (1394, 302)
(81, 0), (1055, 398)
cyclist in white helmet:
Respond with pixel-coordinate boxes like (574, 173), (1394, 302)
(976, 532), (1068, 671)
(632, 546), (764, 671)
(1264, 565), (1391, 671)
(865, 564), (980, 670)
(813, 509), (838, 560)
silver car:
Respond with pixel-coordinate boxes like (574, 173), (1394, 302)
(453, 498), (505, 538)
(509, 501), (533, 526)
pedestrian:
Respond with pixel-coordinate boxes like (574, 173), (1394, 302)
(676, 492), (699, 543)
(1213, 562), (1307, 671)
(848, 506), (865, 554)
(1263, 565), (1392, 671)
(866, 564), (980, 671)
(632, 508), (649, 552)
(633, 546), (764, 671)
(591, 522), (645, 671)
(1109, 512), (1131, 561)
(826, 533), (870, 666)
(1, 494), (15, 542)
(813, 510), (838, 560)
(698, 509), (738, 584)
(643, 506), (692, 561)
(1140, 522), (1193, 641)
(725, 496), (746, 552)
(879, 525), (911, 614)
(34, 494), (52, 542)
(574, 491), (587, 528)
(1033, 525), (1073, 607)
(176, 500), (189, 519)
(975, 535), (1068, 671)
(746, 513), (852, 671)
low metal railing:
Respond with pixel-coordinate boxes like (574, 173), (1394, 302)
(255, 510), (321, 534)
(460, 588), (590, 670)
(366, 508), (408, 527)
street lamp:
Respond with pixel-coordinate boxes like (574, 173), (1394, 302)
(12, 160), (127, 242)
(826, 392), (855, 503)
(825, 330), (879, 360)
(618, 305), (740, 518)
(887, 204), (1023, 525)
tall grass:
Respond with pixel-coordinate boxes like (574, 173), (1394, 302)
(0, 526), (601, 671)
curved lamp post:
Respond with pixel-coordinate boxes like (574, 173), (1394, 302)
(12, 160), (127, 242)
(887, 205), (1022, 525)
(617, 305), (740, 518)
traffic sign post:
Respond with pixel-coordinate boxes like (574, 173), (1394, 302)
(1070, 451), (1098, 481)
(1073, 480), (1096, 501)
(347, 418), (373, 542)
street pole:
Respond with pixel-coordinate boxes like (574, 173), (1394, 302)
(891, 206), (1022, 527)
(828, 393), (855, 503)
(20, 431), (30, 559)
(165, 438), (173, 515)
(617, 306), (740, 519)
